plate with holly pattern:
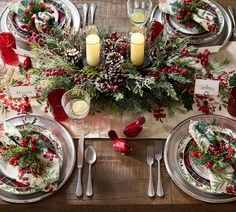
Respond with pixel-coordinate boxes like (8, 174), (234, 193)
(0, 115), (75, 203)
(165, 114), (236, 203)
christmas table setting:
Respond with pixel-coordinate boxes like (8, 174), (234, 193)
(0, 0), (236, 211)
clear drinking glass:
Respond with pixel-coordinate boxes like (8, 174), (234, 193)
(127, 0), (153, 27)
(61, 88), (91, 135)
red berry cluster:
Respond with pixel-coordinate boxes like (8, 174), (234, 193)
(109, 32), (120, 41)
(0, 89), (31, 114)
(226, 186), (236, 195)
(181, 48), (190, 57)
(9, 154), (21, 166)
(191, 135), (236, 170)
(195, 95), (216, 114)
(196, 49), (210, 67)
(159, 66), (188, 76)
(153, 107), (166, 122)
(74, 73), (88, 85)
(147, 71), (160, 80)
(25, 32), (45, 44)
(44, 68), (70, 77)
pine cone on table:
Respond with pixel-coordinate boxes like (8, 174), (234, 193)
(105, 52), (124, 71)
(149, 45), (158, 62)
(102, 39), (115, 56)
(63, 48), (82, 64)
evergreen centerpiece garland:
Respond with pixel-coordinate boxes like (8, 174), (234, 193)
(19, 21), (234, 120)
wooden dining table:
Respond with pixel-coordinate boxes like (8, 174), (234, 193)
(1, 0), (236, 211)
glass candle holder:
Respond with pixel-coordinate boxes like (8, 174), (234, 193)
(0, 32), (19, 66)
(227, 86), (236, 117)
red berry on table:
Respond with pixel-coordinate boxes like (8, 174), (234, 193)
(24, 9), (30, 14)
(213, 150), (220, 156)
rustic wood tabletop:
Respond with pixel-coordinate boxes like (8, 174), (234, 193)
(0, 0), (236, 211)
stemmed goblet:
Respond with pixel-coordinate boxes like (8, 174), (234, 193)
(61, 88), (91, 135)
(127, 0), (153, 27)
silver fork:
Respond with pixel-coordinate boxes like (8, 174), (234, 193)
(155, 141), (164, 197)
(147, 145), (155, 197)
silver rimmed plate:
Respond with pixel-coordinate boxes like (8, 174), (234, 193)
(0, 124), (64, 195)
(165, 0), (224, 36)
(150, 0), (232, 48)
(0, 0), (80, 51)
(0, 114), (75, 203)
(164, 114), (236, 203)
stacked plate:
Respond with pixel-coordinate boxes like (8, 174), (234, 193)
(0, 115), (75, 203)
(150, 0), (233, 47)
(0, 0), (80, 51)
(165, 114), (236, 203)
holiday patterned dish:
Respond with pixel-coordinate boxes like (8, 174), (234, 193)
(8, 0), (72, 41)
(165, 115), (236, 203)
(0, 115), (75, 203)
(0, 121), (63, 195)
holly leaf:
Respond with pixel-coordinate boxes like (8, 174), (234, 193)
(229, 74), (236, 87)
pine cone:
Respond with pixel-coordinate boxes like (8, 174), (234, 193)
(102, 39), (115, 56)
(63, 48), (82, 64)
(115, 37), (129, 56)
(31, 163), (44, 177)
(105, 52), (124, 71)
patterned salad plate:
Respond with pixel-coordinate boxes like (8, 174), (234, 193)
(0, 0), (80, 51)
(150, 0), (232, 47)
(164, 114), (236, 203)
(0, 114), (75, 203)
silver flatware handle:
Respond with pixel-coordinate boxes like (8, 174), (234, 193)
(86, 164), (93, 196)
(157, 160), (164, 197)
(148, 165), (155, 197)
(83, 3), (89, 27)
(90, 3), (97, 25)
(228, 6), (236, 28)
(76, 168), (83, 197)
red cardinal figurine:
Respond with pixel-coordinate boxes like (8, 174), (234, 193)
(123, 116), (145, 138)
(108, 130), (132, 154)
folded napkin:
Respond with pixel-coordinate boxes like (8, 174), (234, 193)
(189, 121), (236, 195)
(159, 0), (217, 32)
(0, 122), (60, 192)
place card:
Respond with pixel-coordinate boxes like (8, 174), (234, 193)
(9, 86), (37, 98)
(194, 79), (220, 96)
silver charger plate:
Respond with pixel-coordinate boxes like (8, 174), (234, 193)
(0, 114), (75, 203)
(150, 0), (233, 48)
(0, 0), (80, 51)
(164, 114), (236, 203)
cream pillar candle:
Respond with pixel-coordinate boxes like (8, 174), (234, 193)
(130, 32), (145, 66)
(86, 34), (100, 67)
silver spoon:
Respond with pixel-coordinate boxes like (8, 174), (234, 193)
(85, 146), (96, 196)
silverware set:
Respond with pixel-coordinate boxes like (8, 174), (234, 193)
(76, 134), (97, 197)
(147, 141), (164, 197)
(81, 3), (97, 29)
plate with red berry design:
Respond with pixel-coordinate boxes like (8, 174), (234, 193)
(0, 123), (63, 195)
(0, 114), (75, 203)
(0, 0), (80, 51)
(165, 114), (236, 203)
(150, 0), (232, 47)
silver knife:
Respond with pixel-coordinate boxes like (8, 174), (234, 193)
(75, 134), (85, 197)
